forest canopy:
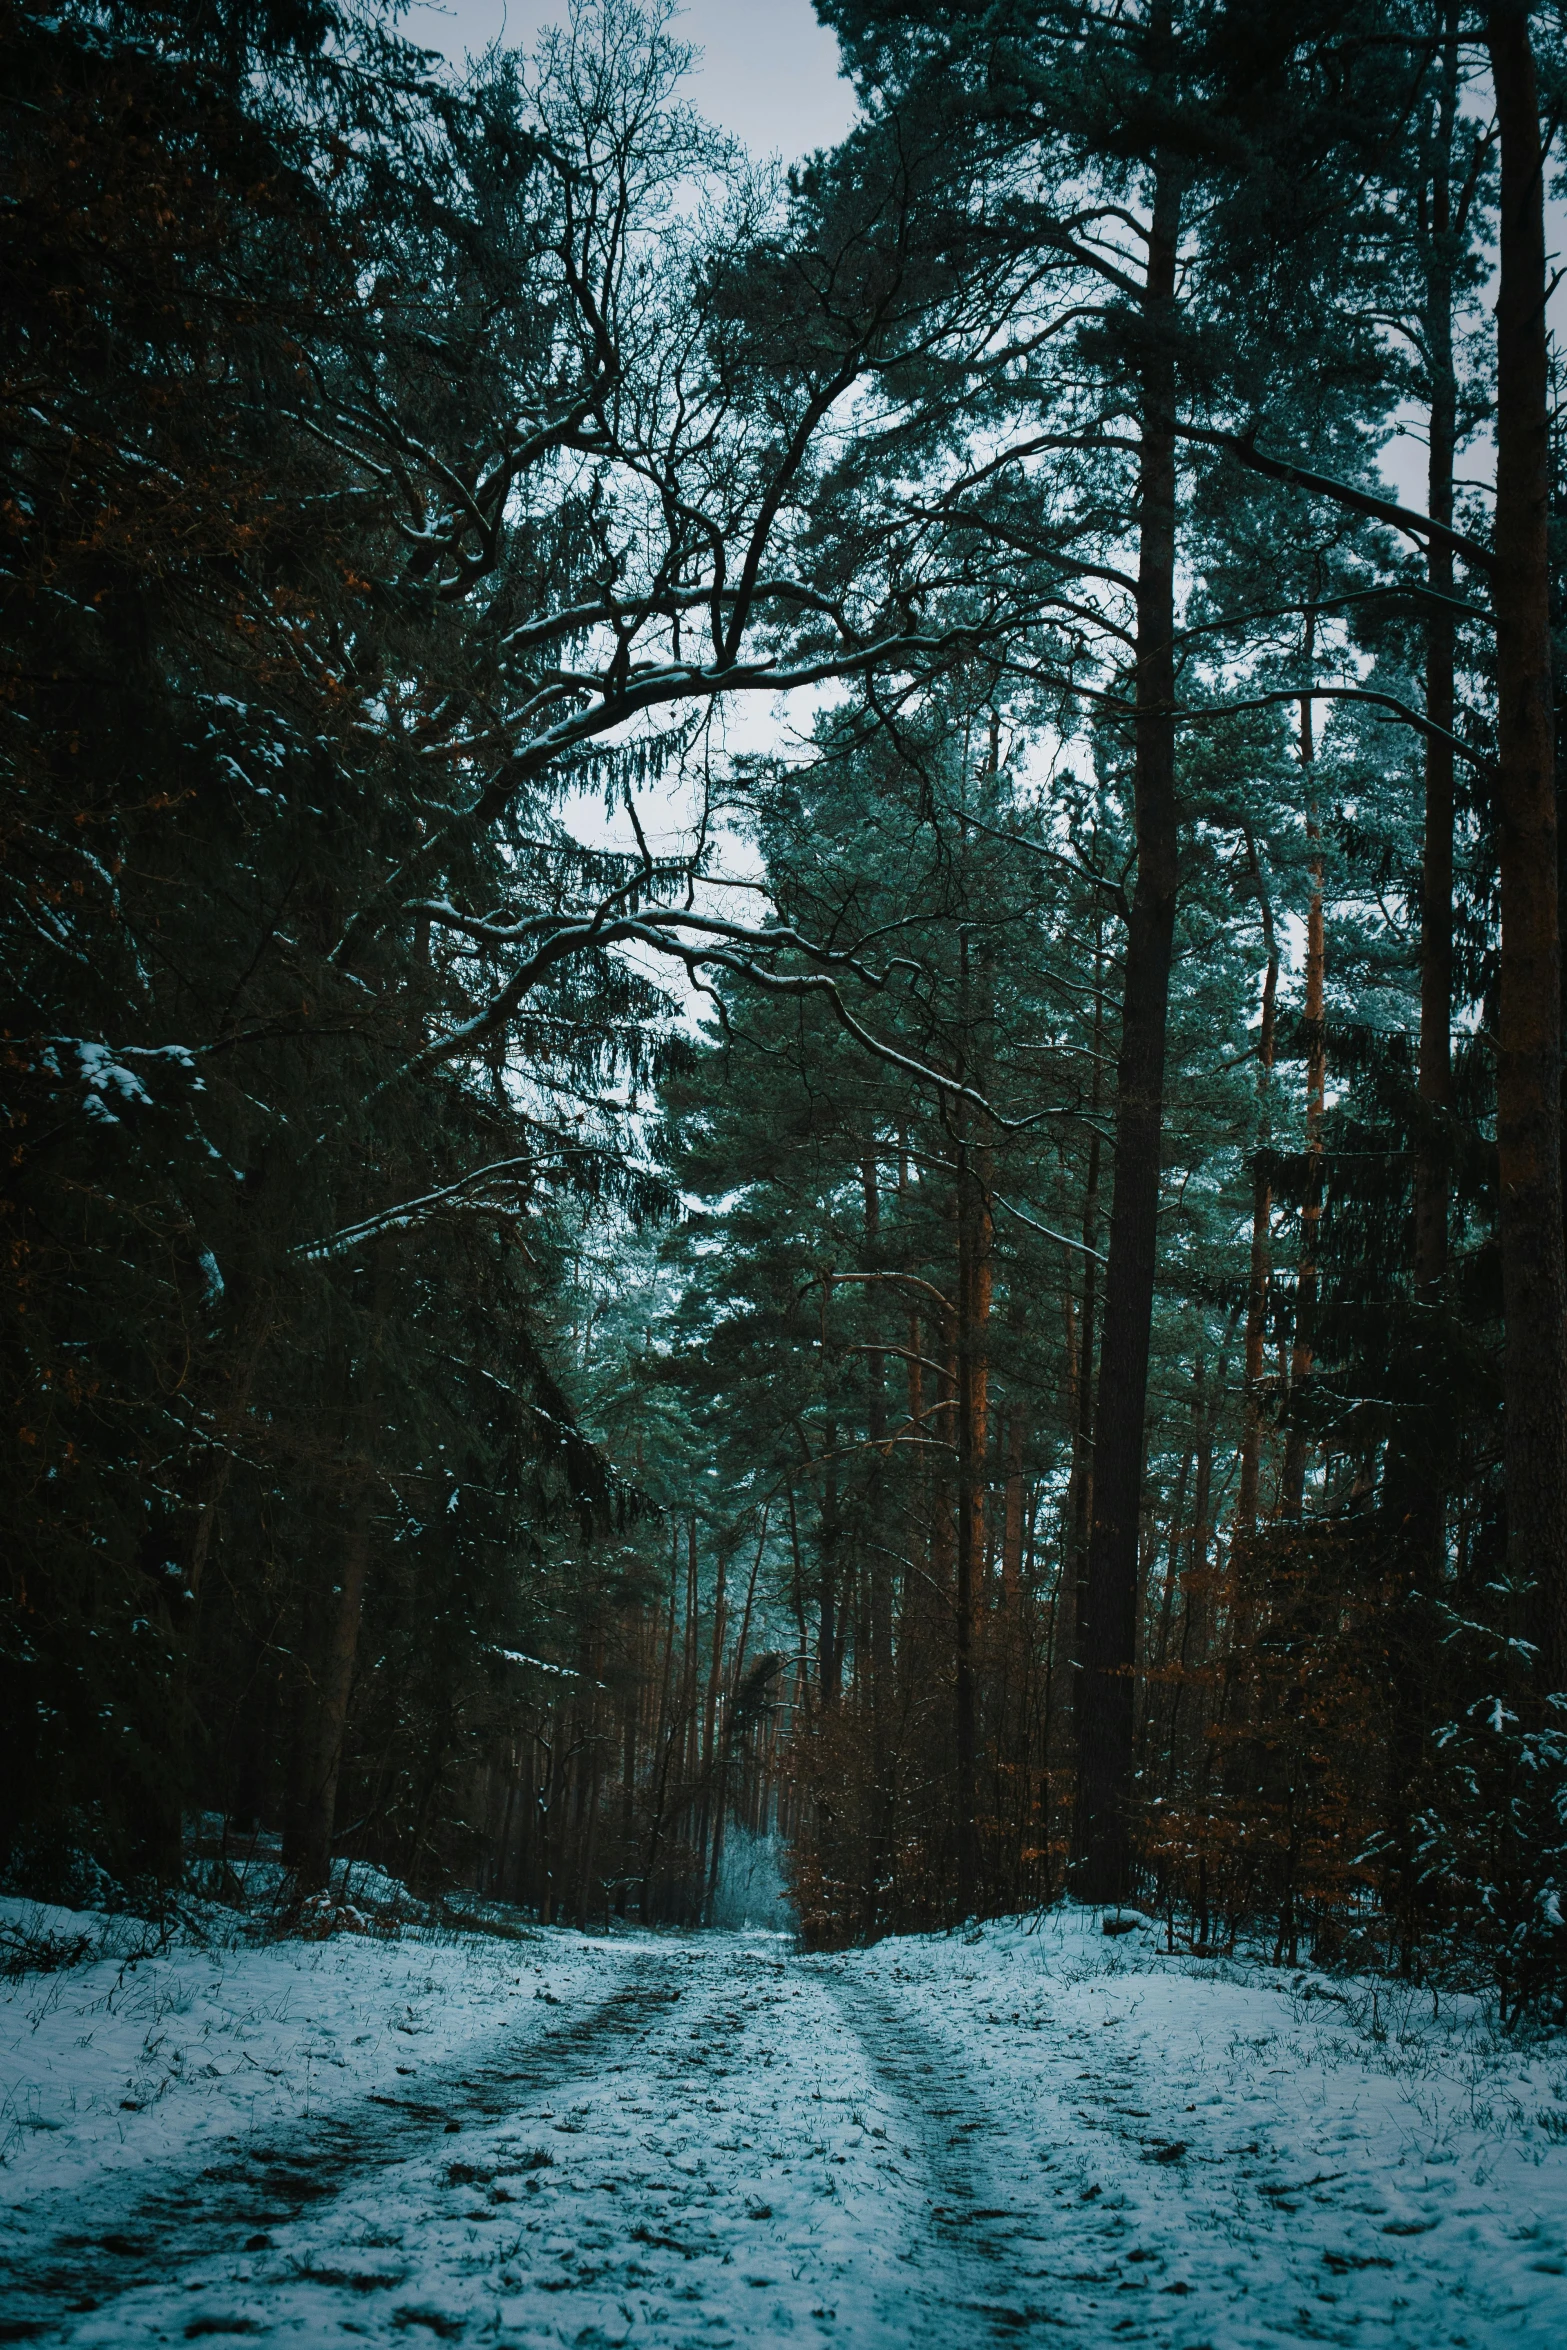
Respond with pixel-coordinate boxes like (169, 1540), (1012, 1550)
(4, 0), (1567, 2018)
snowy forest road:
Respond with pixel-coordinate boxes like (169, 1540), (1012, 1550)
(2, 1947), (695, 2343)
(4, 1912), (1566, 2348)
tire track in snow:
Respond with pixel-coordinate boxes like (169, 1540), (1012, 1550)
(0, 1945), (681, 2342)
(50, 1937), (952, 2349)
(824, 1969), (1046, 2340)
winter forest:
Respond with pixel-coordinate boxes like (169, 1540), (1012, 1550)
(12, 0), (1567, 2066)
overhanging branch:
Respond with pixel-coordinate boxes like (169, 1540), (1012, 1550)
(1177, 423), (1496, 576)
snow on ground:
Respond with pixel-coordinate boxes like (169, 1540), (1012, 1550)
(0, 1896), (607, 2208)
(2, 1898), (1565, 2346)
(832, 1912), (1567, 2345)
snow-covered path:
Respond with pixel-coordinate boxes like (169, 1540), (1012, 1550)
(4, 1908), (1566, 2346)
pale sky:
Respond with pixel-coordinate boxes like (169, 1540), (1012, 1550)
(401, 0), (858, 160)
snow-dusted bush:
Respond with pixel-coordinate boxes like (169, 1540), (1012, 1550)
(1417, 1690), (1567, 2024)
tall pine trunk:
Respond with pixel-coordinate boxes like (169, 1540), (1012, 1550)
(862, 1156), (893, 1695)
(1281, 681), (1325, 1522)
(293, 1243), (391, 1895)
(1415, 26), (1458, 1315)
(953, 1132), (992, 1914)
(1077, 155), (1182, 1904)
(1386, 32), (1465, 1950)
(1237, 825), (1279, 1531)
(1001, 1373), (1027, 1605)
(1486, 4), (1567, 1692)
(819, 1426), (841, 1707)
(1067, 918), (1105, 1746)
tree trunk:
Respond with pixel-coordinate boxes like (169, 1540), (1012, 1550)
(1486, 4), (1567, 1692)
(293, 1498), (374, 1894)
(862, 1156), (893, 1697)
(1415, 25), (1458, 1310)
(698, 1544), (728, 1876)
(575, 1686), (603, 1931)
(1236, 825), (1279, 1532)
(1001, 1388), (1026, 1605)
(1281, 670), (1325, 1522)
(819, 1424), (841, 1707)
(1068, 918), (1105, 1761)
(1077, 154), (1182, 1905)
(1383, 31), (1465, 1950)
(683, 1515), (700, 1783)
(862, 1156), (896, 1931)
(1145, 1427), (1191, 1784)
(1165, 1353), (1216, 1792)
(293, 1247), (391, 1896)
(953, 1133), (992, 1914)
